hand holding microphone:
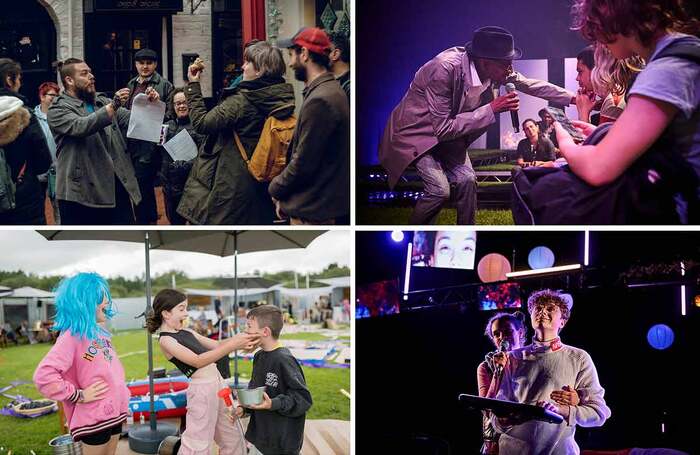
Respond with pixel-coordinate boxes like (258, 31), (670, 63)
(490, 90), (519, 113)
(493, 339), (510, 376)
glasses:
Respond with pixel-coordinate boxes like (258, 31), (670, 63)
(174, 101), (188, 107)
(45, 93), (58, 98)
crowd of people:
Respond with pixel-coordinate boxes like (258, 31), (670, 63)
(379, 0), (700, 224)
(0, 320), (56, 346)
(0, 26), (350, 225)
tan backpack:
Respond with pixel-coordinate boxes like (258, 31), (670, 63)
(234, 104), (296, 182)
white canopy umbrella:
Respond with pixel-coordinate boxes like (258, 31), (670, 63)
(38, 230), (324, 453)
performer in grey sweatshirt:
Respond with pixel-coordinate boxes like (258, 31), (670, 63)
(489, 289), (611, 455)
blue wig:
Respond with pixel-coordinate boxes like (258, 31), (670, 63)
(52, 272), (115, 340)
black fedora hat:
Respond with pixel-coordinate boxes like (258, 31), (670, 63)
(465, 26), (522, 60)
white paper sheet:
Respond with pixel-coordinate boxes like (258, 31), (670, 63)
(163, 128), (198, 162)
(126, 93), (166, 143)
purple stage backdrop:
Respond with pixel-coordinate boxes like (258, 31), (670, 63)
(357, 0), (587, 165)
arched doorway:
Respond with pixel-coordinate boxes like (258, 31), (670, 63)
(0, 0), (57, 106)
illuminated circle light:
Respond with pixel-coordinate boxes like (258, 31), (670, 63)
(477, 253), (512, 283)
(694, 295), (700, 307)
(528, 246), (555, 270)
(647, 324), (674, 350)
(391, 230), (404, 242)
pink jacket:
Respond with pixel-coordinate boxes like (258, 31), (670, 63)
(33, 330), (130, 440)
(378, 47), (575, 188)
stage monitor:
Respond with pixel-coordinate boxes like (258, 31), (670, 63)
(412, 231), (477, 270)
(356, 279), (401, 319)
(478, 282), (521, 311)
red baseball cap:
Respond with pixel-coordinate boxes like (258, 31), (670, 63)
(277, 27), (331, 55)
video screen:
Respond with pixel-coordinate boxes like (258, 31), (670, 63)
(412, 231), (477, 270)
(356, 279), (401, 319)
(478, 282), (521, 311)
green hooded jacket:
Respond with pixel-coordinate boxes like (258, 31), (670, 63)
(178, 78), (295, 225)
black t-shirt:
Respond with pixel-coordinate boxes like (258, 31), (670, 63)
(516, 136), (556, 163)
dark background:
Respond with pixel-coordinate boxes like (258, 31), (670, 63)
(356, 231), (700, 453)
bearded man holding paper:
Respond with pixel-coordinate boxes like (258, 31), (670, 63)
(48, 58), (160, 225)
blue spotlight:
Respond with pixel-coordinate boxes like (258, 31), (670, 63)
(391, 230), (405, 242)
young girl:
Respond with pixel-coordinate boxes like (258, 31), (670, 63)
(558, 0), (700, 221)
(577, 44), (644, 124)
(476, 312), (528, 454)
(146, 288), (260, 455)
(34, 272), (129, 455)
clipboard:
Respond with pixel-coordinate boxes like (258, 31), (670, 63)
(457, 393), (564, 424)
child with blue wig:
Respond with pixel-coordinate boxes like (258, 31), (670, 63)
(34, 272), (130, 453)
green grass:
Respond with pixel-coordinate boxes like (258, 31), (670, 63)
(466, 149), (506, 160)
(357, 206), (514, 225)
(477, 182), (511, 187)
(475, 163), (517, 171)
(0, 329), (349, 453)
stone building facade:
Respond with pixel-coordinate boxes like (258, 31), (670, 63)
(1, 0), (350, 105)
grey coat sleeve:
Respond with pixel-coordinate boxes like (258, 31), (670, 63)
(509, 71), (575, 106)
(268, 357), (313, 418)
(48, 103), (113, 139)
(114, 106), (131, 130)
(569, 351), (611, 427)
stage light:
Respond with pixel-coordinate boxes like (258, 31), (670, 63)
(403, 242), (413, 301)
(694, 295), (700, 307)
(680, 261), (686, 316)
(584, 231), (590, 266)
(647, 324), (674, 350)
(528, 246), (555, 269)
(506, 264), (581, 279)
(391, 230), (404, 242)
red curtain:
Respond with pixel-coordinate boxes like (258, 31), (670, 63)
(242, 0), (266, 44)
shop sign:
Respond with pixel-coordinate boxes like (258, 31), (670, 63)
(86, 0), (184, 12)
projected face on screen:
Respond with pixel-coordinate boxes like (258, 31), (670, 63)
(412, 231), (477, 270)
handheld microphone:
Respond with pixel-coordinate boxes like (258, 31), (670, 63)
(505, 83), (519, 132)
(495, 339), (510, 376)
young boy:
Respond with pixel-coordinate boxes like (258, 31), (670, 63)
(234, 305), (312, 455)
(490, 289), (611, 454)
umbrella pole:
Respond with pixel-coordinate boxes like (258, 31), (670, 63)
(234, 232), (239, 387)
(145, 232), (157, 432)
(127, 232), (180, 452)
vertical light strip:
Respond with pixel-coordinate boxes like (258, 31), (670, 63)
(681, 261), (686, 316)
(403, 242), (413, 301)
(584, 230), (590, 266)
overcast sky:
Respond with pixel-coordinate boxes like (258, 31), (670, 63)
(0, 230), (350, 279)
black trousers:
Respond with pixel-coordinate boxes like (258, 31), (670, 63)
(133, 160), (159, 225)
(58, 177), (135, 225)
